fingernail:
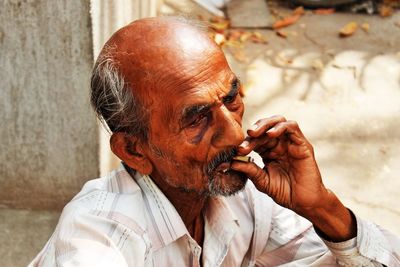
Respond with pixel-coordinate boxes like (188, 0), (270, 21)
(240, 140), (249, 148)
(249, 124), (258, 131)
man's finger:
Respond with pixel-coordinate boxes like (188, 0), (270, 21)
(254, 138), (279, 155)
(258, 139), (286, 160)
(247, 115), (287, 138)
(266, 120), (306, 145)
(238, 135), (278, 155)
(230, 161), (270, 193)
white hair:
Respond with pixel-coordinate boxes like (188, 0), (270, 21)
(90, 45), (149, 140)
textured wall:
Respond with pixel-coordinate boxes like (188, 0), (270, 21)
(0, 1), (98, 210)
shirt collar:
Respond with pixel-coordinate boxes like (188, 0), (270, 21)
(204, 196), (240, 236)
(128, 167), (188, 250)
(122, 164), (240, 251)
(202, 196), (240, 265)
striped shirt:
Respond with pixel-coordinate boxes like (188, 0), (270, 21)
(29, 164), (400, 266)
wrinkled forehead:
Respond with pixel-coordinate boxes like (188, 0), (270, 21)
(107, 18), (219, 78)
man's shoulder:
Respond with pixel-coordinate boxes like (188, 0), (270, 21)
(60, 166), (147, 233)
(28, 167), (151, 266)
(75, 165), (142, 197)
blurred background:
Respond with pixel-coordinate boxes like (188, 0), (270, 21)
(1, 0), (399, 266)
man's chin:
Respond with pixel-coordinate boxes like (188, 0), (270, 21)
(207, 170), (248, 197)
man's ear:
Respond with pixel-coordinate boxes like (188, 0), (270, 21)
(110, 132), (153, 175)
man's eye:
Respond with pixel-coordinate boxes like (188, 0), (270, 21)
(189, 114), (207, 127)
(223, 94), (237, 104)
(223, 79), (240, 104)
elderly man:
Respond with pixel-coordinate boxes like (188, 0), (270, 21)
(30, 17), (399, 266)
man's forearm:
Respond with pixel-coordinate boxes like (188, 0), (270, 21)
(298, 189), (357, 242)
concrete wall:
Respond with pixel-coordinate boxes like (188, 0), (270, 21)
(0, 1), (98, 210)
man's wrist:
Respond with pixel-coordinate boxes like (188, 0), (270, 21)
(298, 189), (357, 242)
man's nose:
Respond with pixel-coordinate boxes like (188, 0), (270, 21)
(211, 105), (244, 148)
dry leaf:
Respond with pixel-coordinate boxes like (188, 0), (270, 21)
(379, 5), (393, 17)
(313, 8), (335, 15)
(225, 30), (253, 47)
(209, 16), (229, 24)
(276, 30), (288, 38)
(228, 30), (252, 43)
(232, 50), (248, 63)
(273, 14), (301, 29)
(224, 40), (243, 48)
(239, 32), (252, 43)
(339, 22), (358, 37)
(250, 32), (267, 44)
(209, 17), (230, 32)
(227, 30), (242, 41)
(361, 23), (370, 32)
(210, 21), (229, 32)
(293, 6), (305, 16)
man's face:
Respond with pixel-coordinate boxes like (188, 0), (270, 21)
(141, 43), (247, 197)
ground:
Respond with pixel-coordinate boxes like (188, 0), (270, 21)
(2, 1), (399, 266)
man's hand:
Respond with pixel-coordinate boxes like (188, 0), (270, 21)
(233, 115), (326, 212)
(231, 115), (357, 242)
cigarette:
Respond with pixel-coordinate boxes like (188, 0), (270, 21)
(233, 156), (253, 163)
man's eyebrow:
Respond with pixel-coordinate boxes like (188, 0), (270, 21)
(224, 77), (241, 99)
(181, 103), (212, 125)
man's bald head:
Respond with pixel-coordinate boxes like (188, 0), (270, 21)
(109, 17), (216, 82)
(90, 17), (223, 139)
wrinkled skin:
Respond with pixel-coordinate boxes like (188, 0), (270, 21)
(106, 17), (356, 246)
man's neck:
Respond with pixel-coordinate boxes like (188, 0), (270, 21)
(152, 176), (207, 246)
(126, 165), (207, 245)
(150, 174), (207, 230)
